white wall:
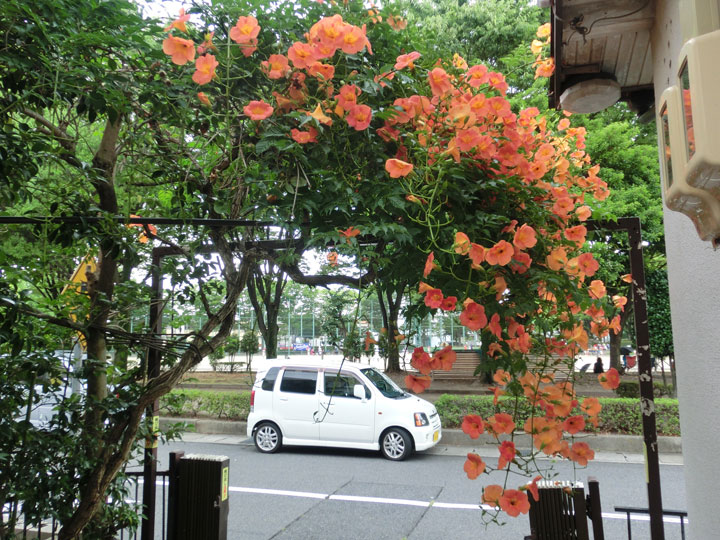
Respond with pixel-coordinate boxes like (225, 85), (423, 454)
(653, 1), (720, 537)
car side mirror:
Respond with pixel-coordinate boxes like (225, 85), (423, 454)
(353, 384), (366, 400)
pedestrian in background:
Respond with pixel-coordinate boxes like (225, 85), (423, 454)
(593, 357), (605, 374)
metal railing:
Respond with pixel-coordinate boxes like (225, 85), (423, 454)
(0, 470), (169, 540)
(122, 470), (169, 540)
(614, 506), (688, 540)
(1, 501), (61, 539)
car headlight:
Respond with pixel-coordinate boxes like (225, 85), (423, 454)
(414, 412), (429, 427)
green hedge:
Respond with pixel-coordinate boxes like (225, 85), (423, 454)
(614, 381), (674, 398)
(160, 390), (251, 420)
(160, 390), (680, 437)
(433, 395), (680, 436)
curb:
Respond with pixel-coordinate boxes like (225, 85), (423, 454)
(160, 418), (682, 454)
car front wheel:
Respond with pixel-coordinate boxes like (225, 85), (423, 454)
(254, 422), (282, 454)
(380, 428), (412, 461)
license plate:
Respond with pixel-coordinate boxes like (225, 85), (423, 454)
(433, 430), (439, 442)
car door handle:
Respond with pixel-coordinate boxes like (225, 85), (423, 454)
(279, 397), (289, 401)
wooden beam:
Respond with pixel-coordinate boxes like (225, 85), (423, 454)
(562, 63), (602, 75)
(563, 18), (654, 41)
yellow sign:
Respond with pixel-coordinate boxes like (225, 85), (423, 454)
(62, 255), (97, 350)
(222, 467), (229, 501)
(152, 415), (160, 433)
(62, 255), (97, 296)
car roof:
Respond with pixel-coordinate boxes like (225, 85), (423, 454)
(262, 360), (370, 372)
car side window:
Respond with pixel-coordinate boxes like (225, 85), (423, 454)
(279, 369), (317, 394)
(261, 367), (280, 391)
(324, 372), (367, 398)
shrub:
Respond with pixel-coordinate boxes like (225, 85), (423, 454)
(160, 390), (680, 437)
(434, 394), (680, 436)
(159, 391), (190, 417)
(160, 390), (251, 420)
(615, 381), (674, 398)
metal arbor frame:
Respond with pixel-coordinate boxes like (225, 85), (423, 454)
(143, 217), (665, 540)
(586, 217), (664, 540)
(0, 215), (665, 539)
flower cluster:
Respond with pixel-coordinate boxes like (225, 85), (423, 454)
(531, 23), (554, 79)
(159, 6), (622, 522)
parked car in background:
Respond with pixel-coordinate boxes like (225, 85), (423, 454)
(247, 361), (441, 461)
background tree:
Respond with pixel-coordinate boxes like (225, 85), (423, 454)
(224, 334), (242, 371)
(402, 0), (544, 66)
(239, 329), (259, 371)
(320, 289), (360, 353)
(646, 264), (675, 390)
(574, 107), (665, 371)
(246, 260), (288, 359)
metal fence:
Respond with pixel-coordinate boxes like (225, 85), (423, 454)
(614, 506), (689, 540)
(123, 470), (169, 540)
(1, 471), (169, 540)
(1, 500), (61, 540)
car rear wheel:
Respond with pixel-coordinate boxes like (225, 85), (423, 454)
(254, 422), (282, 454)
(380, 428), (412, 461)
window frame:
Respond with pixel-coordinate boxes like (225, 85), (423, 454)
(323, 370), (368, 399)
(279, 368), (318, 395)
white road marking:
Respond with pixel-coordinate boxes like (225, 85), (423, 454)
(229, 486), (326, 499)
(141, 479), (687, 524)
(433, 502), (496, 511)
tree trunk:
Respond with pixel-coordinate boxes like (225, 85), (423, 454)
(58, 242), (252, 540)
(247, 263), (286, 360)
(670, 354), (677, 398)
(376, 281), (406, 372)
(83, 118), (121, 435)
(57, 116), (256, 538)
(660, 355), (668, 387)
(264, 322), (279, 359)
(609, 302), (634, 373)
(60, 118), (121, 540)
(609, 328), (623, 373)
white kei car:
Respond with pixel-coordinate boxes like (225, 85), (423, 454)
(247, 361), (441, 461)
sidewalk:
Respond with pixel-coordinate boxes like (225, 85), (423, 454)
(160, 418), (683, 466)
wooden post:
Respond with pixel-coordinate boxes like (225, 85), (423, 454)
(587, 476), (605, 540)
(167, 451), (185, 540)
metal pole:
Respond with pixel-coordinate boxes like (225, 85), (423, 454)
(585, 217), (665, 540)
(626, 218), (665, 540)
(141, 250), (163, 540)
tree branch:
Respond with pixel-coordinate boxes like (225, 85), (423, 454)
(21, 108), (81, 168)
(0, 297), (87, 334)
(261, 251), (375, 288)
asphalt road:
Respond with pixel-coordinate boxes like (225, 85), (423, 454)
(150, 438), (687, 540)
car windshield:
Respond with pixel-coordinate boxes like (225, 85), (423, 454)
(361, 368), (407, 399)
